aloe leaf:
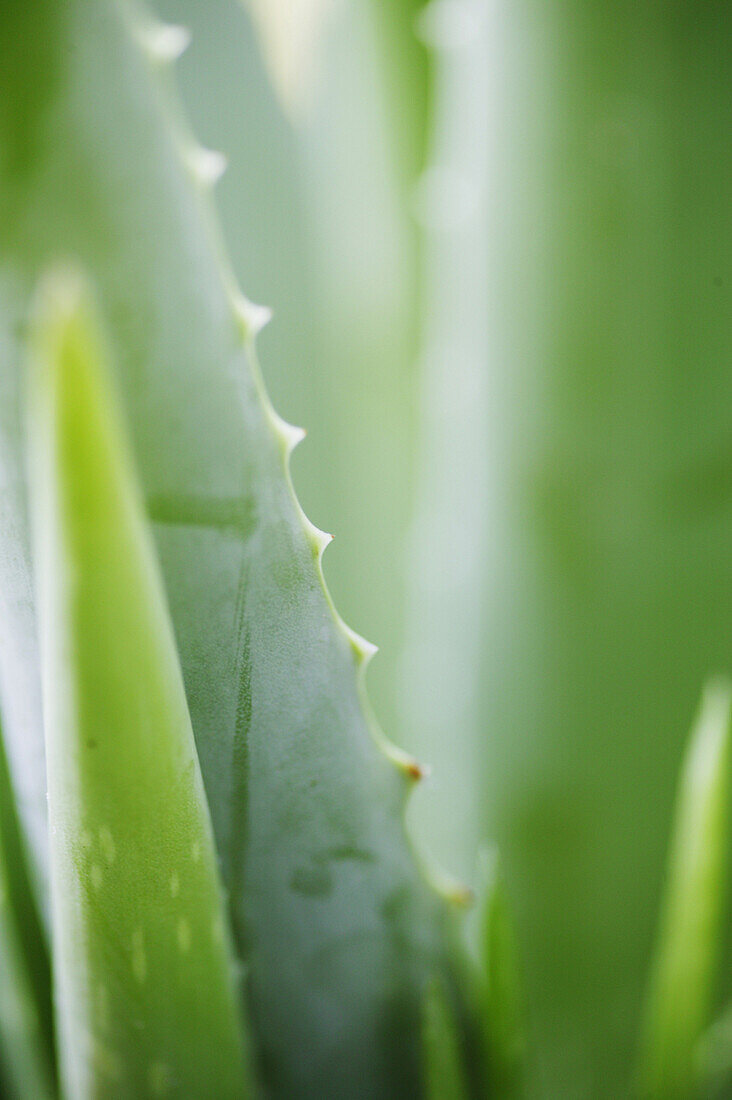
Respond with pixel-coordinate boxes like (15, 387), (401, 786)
(637, 679), (732, 1100)
(0, 2), (455, 1096)
(160, 0), (423, 753)
(420, 977), (469, 1100)
(0, 721), (55, 1100)
(166, 0), (422, 762)
(27, 266), (250, 1098)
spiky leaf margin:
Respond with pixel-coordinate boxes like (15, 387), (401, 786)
(0, 1), (459, 1095)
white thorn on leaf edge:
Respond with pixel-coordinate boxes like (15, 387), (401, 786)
(232, 293), (273, 340)
(342, 624), (378, 665)
(271, 412), (307, 455)
(303, 517), (333, 555)
(137, 20), (191, 64)
(185, 145), (228, 188)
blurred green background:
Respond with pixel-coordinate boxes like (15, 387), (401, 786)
(143, 0), (732, 1095)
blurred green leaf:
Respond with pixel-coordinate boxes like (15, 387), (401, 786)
(478, 846), (525, 1097)
(697, 999), (732, 1099)
(405, 3), (732, 1094)
(421, 976), (469, 1100)
(400, 0), (493, 885)
(637, 680), (732, 1100)
(370, 0), (431, 189)
(239, 0), (339, 120)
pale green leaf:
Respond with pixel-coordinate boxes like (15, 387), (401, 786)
(421, 976), (469, 1100)
(477, 845), (524, 1096)
(637, 679), (732, 1100)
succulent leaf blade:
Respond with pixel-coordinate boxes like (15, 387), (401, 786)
(28, 266), (250, 1100)
(638, 679), (732, 1100)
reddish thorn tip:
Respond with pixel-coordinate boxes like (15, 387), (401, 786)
(406, 759), (425, 781)
(453, 886), (475, 908)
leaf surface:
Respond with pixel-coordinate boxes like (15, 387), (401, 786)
(638, 680), (732, 1100)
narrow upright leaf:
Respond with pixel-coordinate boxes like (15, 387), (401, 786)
(638, 679), (732, 1100)
(477, 846), (524, 1096)
(420, 977), (469, 1100)
(28, 266), (249, 1099)
(0, 721), (55, 1100)
(400, 0), (492, 883)
(697, 999), (732, 1099)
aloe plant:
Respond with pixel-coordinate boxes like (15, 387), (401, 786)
(0, 1), (465, 1096)
(1, 1), (731, 1098)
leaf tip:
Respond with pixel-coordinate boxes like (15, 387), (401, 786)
(638, 676), (732, 1099)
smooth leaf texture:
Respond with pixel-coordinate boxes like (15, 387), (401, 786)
(28, 266), (249, 1099)
(0, 2), (454, 1096)
(401, 0), (492, 884)
(637, 680), (732, 1100)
